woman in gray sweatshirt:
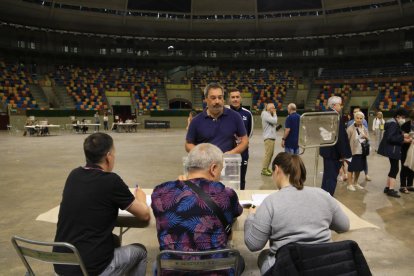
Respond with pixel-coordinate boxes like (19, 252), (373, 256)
(244, 152), (350, 275)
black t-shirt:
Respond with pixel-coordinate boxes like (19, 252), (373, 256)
(54, 165), (134, 275)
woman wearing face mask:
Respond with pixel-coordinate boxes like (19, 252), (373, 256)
(346, 111), (369, 191)
(378, 108), (412, 198)
(399, 110), (414, 194)
(244, 152), (350, 275)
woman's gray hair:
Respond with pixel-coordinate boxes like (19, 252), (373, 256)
(354, 111), (365, 119)
(185, 143), (223, 172)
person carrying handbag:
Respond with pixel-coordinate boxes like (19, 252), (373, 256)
(399, 111), (414, 194)
(346, 111), (370, 191)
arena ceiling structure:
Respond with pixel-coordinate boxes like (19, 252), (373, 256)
(0, 0), (413, 38)
(0, 0), (413, 66)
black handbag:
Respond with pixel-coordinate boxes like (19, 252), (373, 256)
(184, 180), (232, 235)
(356, 127), (370, 156)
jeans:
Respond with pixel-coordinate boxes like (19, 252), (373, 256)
(258, 249), (275, 275)
(152, 253), (245, 276)
(99, 244), (147, 276)
(284, 147), (299, 155)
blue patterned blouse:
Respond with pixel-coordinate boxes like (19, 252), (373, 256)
(151, 178), (243, 252)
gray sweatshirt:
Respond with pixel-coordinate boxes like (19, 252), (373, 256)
(244, 185), (350, 254)
(261, 111), (278, 140)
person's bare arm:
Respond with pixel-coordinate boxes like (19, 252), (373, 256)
(126, 188), (150, 222)
(185, 141), (196, 152)
(226, 135), (248, 154)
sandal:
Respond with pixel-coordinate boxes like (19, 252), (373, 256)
(399, 187), (410, 194)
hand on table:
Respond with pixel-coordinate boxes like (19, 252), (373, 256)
(249, 206), (257, 214)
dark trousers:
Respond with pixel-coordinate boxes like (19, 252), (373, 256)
(388, 158), (399, 178)
(240, 159), (248, 190)
(240, 151), (249, 190)
(321, 158), (342, 196)
(400, 164), (414, 188)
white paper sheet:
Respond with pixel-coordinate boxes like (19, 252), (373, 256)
(118, 195), (152, 216)
(251, 194), (271, 206)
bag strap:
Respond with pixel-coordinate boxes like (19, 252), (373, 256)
(184, 180), (232, 235)
(355, 126), (360, 135)
(355, 127), (368, 147)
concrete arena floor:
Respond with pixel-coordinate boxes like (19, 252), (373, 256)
(0, 129), (413, 275)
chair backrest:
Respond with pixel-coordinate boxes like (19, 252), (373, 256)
(11, 235), (89, 276)
(156, 248), (241, 276)
(266, 240), (371, 276)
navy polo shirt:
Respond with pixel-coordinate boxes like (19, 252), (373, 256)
(186, 108), (247, 153)
(285, 112), (300, 149)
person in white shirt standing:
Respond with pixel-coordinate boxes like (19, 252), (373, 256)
(372, 111), (385, 152)
(261, 103), (278, 176)
(103, 112), (109, 131)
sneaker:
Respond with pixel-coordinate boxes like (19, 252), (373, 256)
(386, 189), (401, 198)
(365, 175), (372, 181)
(261, 168), (272, 176)
(337, 176), (343, 182)
(383, 187), (390, 193)
(347, 185), (356, 191)
(355, 184), (365, 190)
(399, 187), (410, 194)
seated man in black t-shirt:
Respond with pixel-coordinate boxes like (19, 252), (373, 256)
(54, 133), (151, 276)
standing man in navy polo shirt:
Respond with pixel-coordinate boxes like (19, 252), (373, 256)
(281, 103), (300, 155)
(228, 88), (253, 190)
(186, 82), (248, 157)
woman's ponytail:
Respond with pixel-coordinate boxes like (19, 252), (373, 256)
(272, 152), (306, 190)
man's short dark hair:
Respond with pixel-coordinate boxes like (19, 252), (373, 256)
(228, 88), (240, 94)
(84, 133), (114, 164)
(394, 107), (409, 118)
(204, 82), (224, 98)
(352, 106), (361, 112)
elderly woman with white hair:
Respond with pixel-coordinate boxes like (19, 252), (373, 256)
(346, 111), (370, 191)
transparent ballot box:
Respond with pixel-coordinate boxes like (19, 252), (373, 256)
(183, 154), (242, 190)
